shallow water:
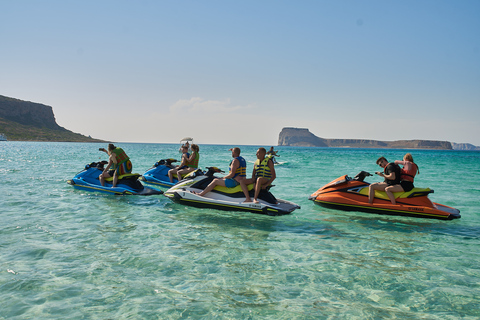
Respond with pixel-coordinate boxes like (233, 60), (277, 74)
(1, 142), (479, 319)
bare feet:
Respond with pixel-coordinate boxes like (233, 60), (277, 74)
(253, 199), (259, 204)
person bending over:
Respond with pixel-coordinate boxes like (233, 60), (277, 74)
(99, 144), (132, 188)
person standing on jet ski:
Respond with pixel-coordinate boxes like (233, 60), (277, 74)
(384, 153), (420, 205)
(244, 147), (276, 203)
(193, 147), (252, 202)
(99, 144), (132, 188)
(266, 146), (279, 164)
(368, 156), (401, 205)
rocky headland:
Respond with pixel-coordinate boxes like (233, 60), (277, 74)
(278, 127), (466, 150)
(0, 95), (103, 142)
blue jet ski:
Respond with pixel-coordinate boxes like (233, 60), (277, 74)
(67, 161), (163, 195)
(139, 158), (191, 189)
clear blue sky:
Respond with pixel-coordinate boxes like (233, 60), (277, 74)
(1, 0), (479, 145)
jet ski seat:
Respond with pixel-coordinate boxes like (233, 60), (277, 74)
(213, 183), (255, 194)
(105, 173), (141, 182)
(359, 187), (433, 200)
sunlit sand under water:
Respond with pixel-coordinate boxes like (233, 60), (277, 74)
(1, 142), (479, 319)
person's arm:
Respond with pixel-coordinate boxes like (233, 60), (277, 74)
(394, 160), (405, 165)
(224, 159), (237, 179)
(266, 160), (276, 186)
(381, 164), (396, 180)
(103, 158), (113, 173)
(186, 152), (196, 162)
(178, 153), (188, 167)
(110, 153), (117, 164)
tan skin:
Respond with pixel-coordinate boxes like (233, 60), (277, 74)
(99, 146), (119, 187)
(243, 148), (276, 203)
(194, 148), (252, 202)
(176, 145), (199, 181)
(384, 155), (409, 205)
(168, 147), (189, 183)
(368, 158), (397, 205)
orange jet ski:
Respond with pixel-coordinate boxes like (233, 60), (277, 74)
(309, 171), (460, 220)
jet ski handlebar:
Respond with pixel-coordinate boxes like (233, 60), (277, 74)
(353, 171), (373, 182)
(205, 167), (224, 176)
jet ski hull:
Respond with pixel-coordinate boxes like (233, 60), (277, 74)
(67, 162), (163, 196)
(140, 159), (183, 189)
(309, 173), (460, 220)
(164, 168), (300, 216)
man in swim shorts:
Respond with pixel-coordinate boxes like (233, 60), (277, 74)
(194, 147), (252, 202)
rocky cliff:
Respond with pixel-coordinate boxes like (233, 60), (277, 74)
(0, 95), (61, 129)
(278, 127), (453, 149)
(0, 94), (103, 142)
(451, 142), (480, 151)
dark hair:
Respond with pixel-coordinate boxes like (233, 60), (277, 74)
(108, 144), (116, 151)
(191, 144), (199, 152)
(376, 156), (387, 165)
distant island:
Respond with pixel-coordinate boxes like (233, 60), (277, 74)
(278, 127), (480, 150)
(0, 95), (104, 142)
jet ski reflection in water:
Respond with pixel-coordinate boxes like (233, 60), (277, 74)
(67, 161), (162, 195)
(164, 167), (301, 216)
(309, 171), (460, 220)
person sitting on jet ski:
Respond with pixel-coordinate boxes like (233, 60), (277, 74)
(193, 147), (252, 202)
(99, 144), (132, 188)
(368, 156), (401, 205)
(243, 147), (276, 203)
(384, 153), (420, 205)
(168, 146), (190, 183)
(169, 144), (200, 183)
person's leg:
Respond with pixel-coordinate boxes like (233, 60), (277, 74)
(168, 168), (178, 183)
(112, 170), (119, 188)
(239, 178), (252, 203)
(196, 178), (225, 196)
(177, 167), (194, 182)
(368, 182), (387, 204)
(253, 177), (269, 203)
(99, 171), (111, 186)
(385, 185), (404, 205)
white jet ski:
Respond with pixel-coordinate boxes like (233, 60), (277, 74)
(163, 167), (300, 216)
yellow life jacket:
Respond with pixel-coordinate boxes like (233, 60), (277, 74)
(254, 155), (273, 179)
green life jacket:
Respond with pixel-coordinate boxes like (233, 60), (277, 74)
(111, 148), (129, 170)
(187, 152), (200, 168)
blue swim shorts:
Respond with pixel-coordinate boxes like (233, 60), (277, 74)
(225, 178), (240, 188)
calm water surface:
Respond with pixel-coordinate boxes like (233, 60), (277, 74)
(1, 142), (479, 319)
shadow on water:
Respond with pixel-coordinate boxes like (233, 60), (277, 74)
(311, 205), (480, 239)
(163, 202), (341, 238)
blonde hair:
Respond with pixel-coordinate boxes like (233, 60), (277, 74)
(404, 153), (420, 174)
(404, 153), (413, 162)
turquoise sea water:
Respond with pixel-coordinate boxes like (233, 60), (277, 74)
(1, 141), (479, 319)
